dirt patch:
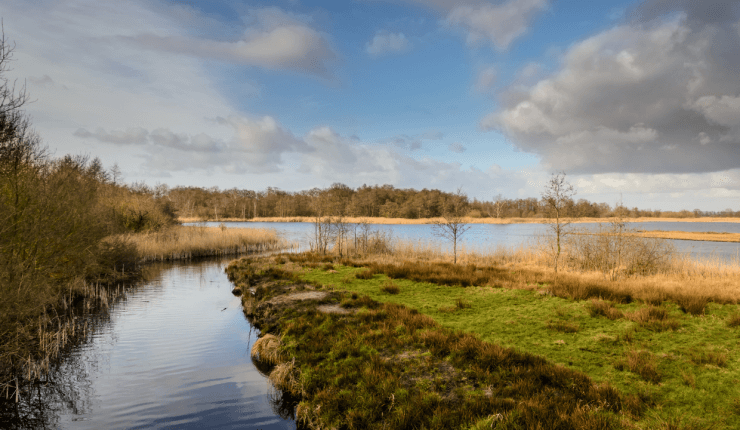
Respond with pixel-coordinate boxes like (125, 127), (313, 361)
(267, 291), (328, 305)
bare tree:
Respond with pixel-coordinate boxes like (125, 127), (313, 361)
(541, 172), (576, 273)
(493, 193), (504, 218)
(432, 188), (471, 264)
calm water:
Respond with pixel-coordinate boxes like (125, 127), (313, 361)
(199, 221), (740, 262)
(1, 260), (295, 430)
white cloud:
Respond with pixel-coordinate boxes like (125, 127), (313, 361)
(486, 10), (740, 173)
(445, 0), (548, 50)
(125, 8), (337, 77)
(366, 32), (412, 57)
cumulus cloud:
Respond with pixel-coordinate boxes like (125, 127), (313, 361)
(366, 32), (412, 56)
(126, 8), (336, 77)
(486, 3), (740, 174)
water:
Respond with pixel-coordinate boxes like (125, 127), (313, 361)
(197, 221), (740, 262)
(1, 259), (295, 430)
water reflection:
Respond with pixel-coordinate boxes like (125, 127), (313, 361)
(0, 259), (295, 430)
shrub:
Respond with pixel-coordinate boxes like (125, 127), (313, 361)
(675, 295), (709, 316)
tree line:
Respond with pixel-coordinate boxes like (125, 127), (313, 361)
(162, 183), (739, 220)
(1, 30), (177, 387)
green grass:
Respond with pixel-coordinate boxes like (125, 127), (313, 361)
(229, 257), (625, 429)
(296, 262), (740, 428)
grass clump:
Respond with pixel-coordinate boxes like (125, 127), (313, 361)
(689, 349), (728, 367)
(546, 320), (580, 333)
(617, 350), (662, 384)
(380, 280), (400, 294)
(588, 299), (624, 320)
(675, 295), (710, 316)
(728, 313), (740, 327)
(626, 305), (680, 332)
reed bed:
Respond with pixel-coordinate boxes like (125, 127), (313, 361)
(123, 225), (288, 263)
(632, 230), (740, 242)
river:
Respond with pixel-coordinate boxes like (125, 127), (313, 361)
(0, 259), (296, 430)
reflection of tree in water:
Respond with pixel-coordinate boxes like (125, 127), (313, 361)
(0, 262), (171, 429)
(0, 311), (109, 429)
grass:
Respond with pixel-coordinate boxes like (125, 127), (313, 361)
(282, 253), (740, 428)
(229, 257), (626, 429)
(122, 225), (285, 262)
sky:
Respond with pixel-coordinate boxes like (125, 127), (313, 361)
(2, 0), (740, 211)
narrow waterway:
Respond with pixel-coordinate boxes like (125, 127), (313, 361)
(1, 259), (295, 430)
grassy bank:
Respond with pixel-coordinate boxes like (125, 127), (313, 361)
(179, 215), (740, 225)
(252, 252), (740, 428)
(228, 257), (630, 429)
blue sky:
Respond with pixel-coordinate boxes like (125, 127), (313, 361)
(3, 0), (740, 211)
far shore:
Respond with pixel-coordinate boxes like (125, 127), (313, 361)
(178, 215), (740, 225)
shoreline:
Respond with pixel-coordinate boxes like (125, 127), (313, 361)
(179, 215), (740, 225)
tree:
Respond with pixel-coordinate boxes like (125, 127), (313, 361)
(541, 172), (576, 273)
(432, 188), (471, 264)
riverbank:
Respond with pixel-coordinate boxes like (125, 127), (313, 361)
(179, 215), (740, 225)
(0, 225), (286, 402)
(232, 253), (740, 429)
(228, 256), (630, 429)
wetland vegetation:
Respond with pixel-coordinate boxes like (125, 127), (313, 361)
(230, 217), (740, 429)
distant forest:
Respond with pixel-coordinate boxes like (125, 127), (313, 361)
(156, 183), (739, 220)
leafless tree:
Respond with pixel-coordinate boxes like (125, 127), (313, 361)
(432, 187), (471, 264)
(541, 172), (576, 273)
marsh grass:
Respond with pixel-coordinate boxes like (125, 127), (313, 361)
(688, 349), (728, 367)
(625, 305), (680, 332)
(546, 320), (580, 333)
(728, 314), (740, 327)
(380, 280), (400, 294)
(293, 258), (740, 428)
(617, 350), (662, 384)
(125, 225), (284, 262)
(231, 258), (625, 429)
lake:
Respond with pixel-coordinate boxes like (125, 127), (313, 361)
(197, 221), (740, 263)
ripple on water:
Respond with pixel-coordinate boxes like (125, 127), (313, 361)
(43, 260), (297, 430)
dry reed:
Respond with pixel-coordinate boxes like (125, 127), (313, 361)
(122, 225), (286, 262)
(251, 333), (283, 365)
